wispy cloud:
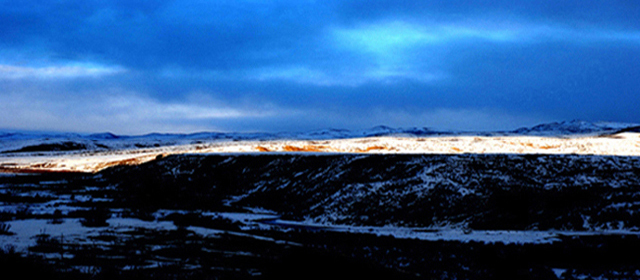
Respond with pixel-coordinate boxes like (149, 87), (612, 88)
(102, 93), (283, 121)
(332, 21), (518, 53)
(0, 63), (126, 79)
(0, 89), (294, 134)
(251, 66), (338, 86)
(332, 19), (640, 52)
(525, 25), (640, 44)
(248, 65), (447, 87)
(327, 21), (522, 85)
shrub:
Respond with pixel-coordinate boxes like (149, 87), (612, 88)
(0, 223), (12, 235)
(79, 207), (111, 227)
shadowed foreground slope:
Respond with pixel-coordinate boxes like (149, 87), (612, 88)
(1, 153), (640, 279)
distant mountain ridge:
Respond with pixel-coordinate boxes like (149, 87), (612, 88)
(3, 120), (637, 139)
(510, 120), (637, 136)
(0, 120), (638, 153)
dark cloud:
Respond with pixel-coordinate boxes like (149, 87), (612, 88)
(0, 0), (335, 71)
(337, 1), (640, 28)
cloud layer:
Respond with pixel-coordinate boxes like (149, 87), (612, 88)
(1, 1), (639, 133)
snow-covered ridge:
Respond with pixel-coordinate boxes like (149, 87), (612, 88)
(1, 120), (639, 173)
(1, 120), (636, 152)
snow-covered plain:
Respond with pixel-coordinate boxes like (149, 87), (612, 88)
(4, 209), (639, 256)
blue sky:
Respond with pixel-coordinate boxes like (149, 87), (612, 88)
(1, 1), (639, 134)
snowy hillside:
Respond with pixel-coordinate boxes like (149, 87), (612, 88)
(3, 152), (640, 279)
(104, 153), (640, 231)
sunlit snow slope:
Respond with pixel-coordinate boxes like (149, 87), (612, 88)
(1, 121), (639, 173)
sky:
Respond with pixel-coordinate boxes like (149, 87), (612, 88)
(1, 1), (639, 135)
